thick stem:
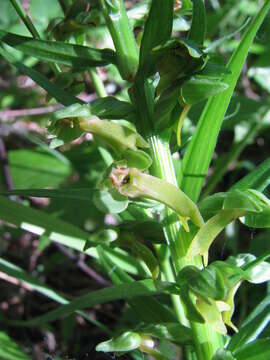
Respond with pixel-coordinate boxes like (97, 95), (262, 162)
(149, 133), (223, 360)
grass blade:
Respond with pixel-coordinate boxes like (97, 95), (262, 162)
(179, 0), (270, 202)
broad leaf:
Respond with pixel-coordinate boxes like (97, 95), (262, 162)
(93, 189), (129, 214)
(227, 253), (270, 284)
(180, 75), (229, 106)
(96, 331), (142, 352)
(7, 148), (71, 189)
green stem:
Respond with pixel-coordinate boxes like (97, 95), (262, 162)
(98, 0), (139, 81)
(99, 2), (223, 358)
(149, 133), (223, 360)
(154, 244), (188, 326)
(89, 68), (107, 98)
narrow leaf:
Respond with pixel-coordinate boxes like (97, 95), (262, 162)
(0, 258), (109, 332)
(0, 195), (147, 276)
(188, 0), (206, 46)
(233, 338), (270, 360)
(228, 295), (270, 351)
(0, 29), (116, 70)
(179, 0), (270, 201)
(139, 0), (174, 69)
(6, 279), (180, 326)
(0, 188), (96, 200)
(0, 331), (30, 360)
(231, 157), (270, 192)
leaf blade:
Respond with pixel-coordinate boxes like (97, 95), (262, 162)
(0, 29), (116, 70)
(179, 0), (270, 201)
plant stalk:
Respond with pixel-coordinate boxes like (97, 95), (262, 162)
(99, 2), (224, 359)
(98, 0), (139, 81)
(149, 133), (224, 360)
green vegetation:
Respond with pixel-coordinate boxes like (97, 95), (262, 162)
(0, 1), (270, 359)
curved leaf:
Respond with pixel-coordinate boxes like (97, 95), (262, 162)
(180, 75), (229, 106)
(96, 331), (142, 352)
(93, 189), (129, 214)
